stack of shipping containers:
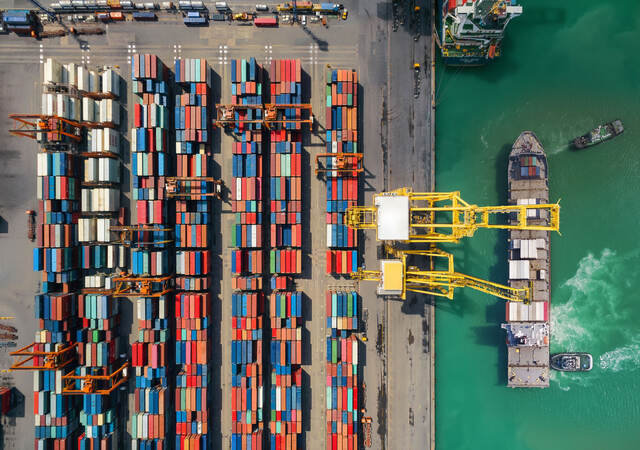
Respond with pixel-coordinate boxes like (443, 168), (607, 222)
(324, 69), (359, 275)
(230, 58), (265, 450)
(130, 54), (172, 450)
(268, 291), (302, 449)
(325, 291), (359, 450)
(268, 59), (302, 275)
(75, 63), (124, 450)
(32, 58), (80, 449)
(174, 57), (212, 449)
(268, 59), (305, 449)
(324, 69), (360, 449)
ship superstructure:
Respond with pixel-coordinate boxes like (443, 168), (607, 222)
(439, 0), (523, 66)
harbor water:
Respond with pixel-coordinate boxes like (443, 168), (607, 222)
(435, 0), (640, 448)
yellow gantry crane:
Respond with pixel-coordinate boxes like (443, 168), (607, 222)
(346, 188), (560, 243)
(351, 245), (531, 303)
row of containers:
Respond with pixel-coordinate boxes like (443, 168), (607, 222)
(33, 58), (126, 450)
(130, 54), (176, 450)
(268, 61), (305, 450)
(324, 69), (359, 275)
(230, 57), (266, 450)
(325, 290), (359, 450)
(73, 58), (124, 450)
(173, 57), (214, 450)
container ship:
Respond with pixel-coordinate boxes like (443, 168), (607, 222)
(438, 0), (523, 66)
(501, 132), (551, 388)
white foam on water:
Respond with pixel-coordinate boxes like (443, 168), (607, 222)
(551, 248), (640, 389)
(547, 145), (568, 155)
(599, 338), (640, 372)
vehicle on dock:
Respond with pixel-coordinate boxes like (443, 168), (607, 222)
(25, 210), (36, 242)
(572, 120), (624, 149)
(550, 353), (593, 372)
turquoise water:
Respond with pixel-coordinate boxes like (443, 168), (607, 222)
(435, 1), (640, 448)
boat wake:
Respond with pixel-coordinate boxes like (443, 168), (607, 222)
(599, 338), (640, 372)
(551, 248), (640, 389)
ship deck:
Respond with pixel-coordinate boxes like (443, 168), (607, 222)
(505, 132), (551, 388)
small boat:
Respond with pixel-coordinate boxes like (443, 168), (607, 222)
(572, 120), (624, 149)
(550, 353), (593, 372)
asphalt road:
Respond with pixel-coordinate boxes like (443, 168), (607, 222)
(0, 1), (435, 449)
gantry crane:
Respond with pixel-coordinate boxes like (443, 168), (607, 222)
(110, 224), (173, 248)
(315, 153), (364, 176)
(112, 273), (173, 298)
(10, 342), (77, 371)
(346, 188), (560, 243)
(8, 114), (82, 147)
(351, 245), (531, 303)
(164, 177), (224, 200)
(213, 103), (313, 129)
(61, 362), (128, 395)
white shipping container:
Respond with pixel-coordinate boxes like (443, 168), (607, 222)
(83, 97), (96, 122)
(95, 128), (103, 152)
(70, 97), (80, 121)
(131, 128), (138, 153)
(89, 70), (99, 92)
(118, 244), (126, 268)
(60, 64), (69, 85)
(103, 128), (120, 154)
(33, 371), (41, 392)
(98, 218), (110, 242)
(44, 58), (62, 84)
(352, 339), (358, 364)
(101, 69), (120, 97)
(37, 153), (48, 176)
(508, 260), (530, 280)
(56, 94), (69, 119)
(65, 63), (78, 87)
(77, 66), (89, 91)
(84, 158), (98, 182)
(55, 371), (62, 394)
(99, 99), (120, 125)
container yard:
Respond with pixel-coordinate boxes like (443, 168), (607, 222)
(0, 2), (435, 450)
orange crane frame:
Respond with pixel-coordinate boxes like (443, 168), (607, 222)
(213, 103), (313, 129)
(61, 361), (128, 395)
(315, 153), (364, 175)
(110, 225), (174, 247)
(165, 177), (224, 200)
(10, 342), (78, 371)
(8, 114), (82, 142)
(112, 273), (173, 298)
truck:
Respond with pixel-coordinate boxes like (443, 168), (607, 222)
(2, 10), (38, 36)
(277, 1), (313, 11)
(254, 16), (277, 27)
(313, 3), (342, 13)
(184, 11), (207, 25)
(133, 10), (157, 20)
(232, 12), (255, 21)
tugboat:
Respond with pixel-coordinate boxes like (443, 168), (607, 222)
(572, 120), (624, 149)
(550, 353), (593, 372)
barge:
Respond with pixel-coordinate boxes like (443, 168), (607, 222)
(501, 131), (551, 388)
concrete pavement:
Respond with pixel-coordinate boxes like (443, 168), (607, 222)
(0, 1), (436, 448)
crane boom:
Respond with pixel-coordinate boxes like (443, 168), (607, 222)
(351, 246), (530, 303)
(346, 188), (559, 243)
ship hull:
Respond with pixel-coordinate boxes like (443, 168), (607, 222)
(504, 132), (551, 388)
